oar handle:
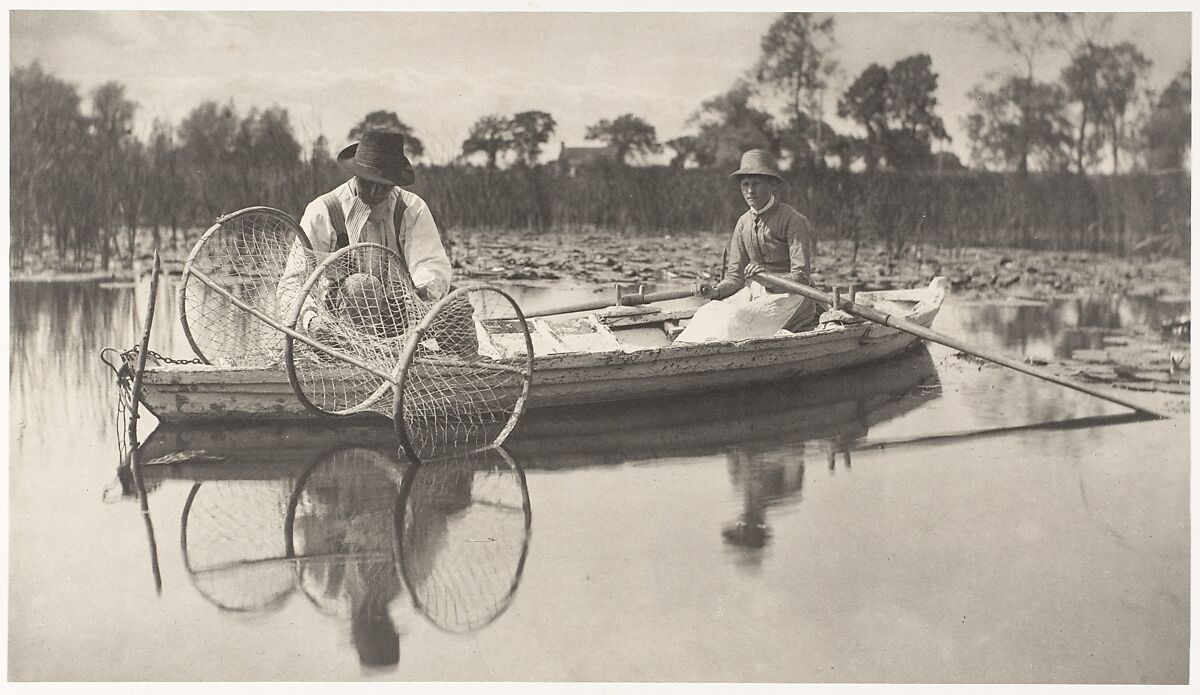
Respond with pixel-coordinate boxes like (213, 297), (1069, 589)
(755, 272), (1170, 420)
(522, 287), (695, 319)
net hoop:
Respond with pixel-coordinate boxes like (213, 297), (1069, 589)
(180, 481), (297, 614)
(283, 242), (417, 418)
(392, 446), (532, 633)
(391, 283), (534, 464)
(282, 446), (408, 617)
(179, 206), (309, 366)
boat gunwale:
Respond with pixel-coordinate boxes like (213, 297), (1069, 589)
(140, 279), (947, 380)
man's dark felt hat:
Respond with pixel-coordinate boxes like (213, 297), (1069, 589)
(337, 130), (416, 187)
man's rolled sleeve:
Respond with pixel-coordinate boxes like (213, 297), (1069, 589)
(276, 201), (328, 329)
(402, 196), (452, 300)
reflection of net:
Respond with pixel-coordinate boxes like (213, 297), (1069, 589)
(396, 446), (531, 633)
(180, 207), (309, 366)
(285, 243), (422, 417)
(180, 481), (295, 613)
(394, 286), (534, 463)
(286, 448), (406, 619)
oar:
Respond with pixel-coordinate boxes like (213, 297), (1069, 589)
(755, 272), (1171, 420)
(521, 287), (695, 319)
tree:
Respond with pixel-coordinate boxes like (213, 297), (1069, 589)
(1145, 67), (1190, 170)
(884, 54), (950, 170)
(665, 135), (702, 168)
(972, 13), (1062, 80)
(965, 76), (1073, 173)
(10, 62), (90, 266)
(461, 114), (512, 168)
(755, 13), (839, 168)
(584, 114), (662, 165)
(837, 64), (890, 170)
(1061, 43), (1107, 172)
(347, 110), (424, 159)
(90, 82), (145, 264)
(1089, 42), (1152, 172)
(178, 100), (240, 216)
(508, 110), (556, 166)
(689, 79), (777, 168)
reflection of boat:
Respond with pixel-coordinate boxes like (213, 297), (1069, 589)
(135, 279), (948, 423)
(136, 345), (939, 476)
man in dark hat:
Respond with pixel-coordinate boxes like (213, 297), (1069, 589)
(676, 149), (817, 342)
(279, 129), (453, 337)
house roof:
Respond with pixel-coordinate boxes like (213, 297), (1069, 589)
(557, 144), (617, 163)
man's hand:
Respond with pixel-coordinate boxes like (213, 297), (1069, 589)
(744, 262), (765, 277)
(694, 282), (719, 299)
(414, 284), (435, 302)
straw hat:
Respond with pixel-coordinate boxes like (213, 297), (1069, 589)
(338, 130), (416, 187)
(729, 149), (783, 182)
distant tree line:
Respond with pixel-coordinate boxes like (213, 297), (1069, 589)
(9, 12), (1191, 272)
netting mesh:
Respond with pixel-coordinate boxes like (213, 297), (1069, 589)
(393, 285), (534, 462)
(284, 243), (423, 417)
(180, 480), (296, 613)
(396, 446), (531, 633)
(178, 206), (534, 454)
(179, 207), (310, 367)
(285, 447), (406, 620)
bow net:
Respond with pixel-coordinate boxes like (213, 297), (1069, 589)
(180, 479), (297, 613)
(179, 207), (311, 366)
(285, 447), (406, 619)
(395, 445), (531, 633)
(178, 206), (534, 455)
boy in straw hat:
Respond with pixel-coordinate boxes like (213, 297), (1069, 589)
(675, 149), (817, 343)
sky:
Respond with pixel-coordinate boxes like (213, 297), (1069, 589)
(7, 7), (1193, 165)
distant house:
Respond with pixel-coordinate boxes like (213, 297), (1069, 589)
(555, 142), (618, 176)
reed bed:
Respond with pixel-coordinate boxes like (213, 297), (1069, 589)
(10, 163), (1189, 273)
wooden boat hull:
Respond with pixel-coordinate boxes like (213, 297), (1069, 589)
(136, 345), (940, 481)
(136, 278), (948, 423)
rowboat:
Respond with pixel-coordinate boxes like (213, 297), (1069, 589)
(135, 277), (949, 424)
(132, 345), (939, 480)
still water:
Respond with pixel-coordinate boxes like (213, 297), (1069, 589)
(8, 278), (1190, 682)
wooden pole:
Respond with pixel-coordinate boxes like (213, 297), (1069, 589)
(755, 272), (1170, 419)
(128, 251), (164, 593)
(522, 288), (696, 319)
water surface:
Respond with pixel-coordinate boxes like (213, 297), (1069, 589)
(7, 279), (1189, 682)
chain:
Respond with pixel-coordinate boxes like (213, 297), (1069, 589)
(120, 345), (205, 366)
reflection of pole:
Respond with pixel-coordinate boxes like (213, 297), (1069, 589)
(128, 252), (164, 593)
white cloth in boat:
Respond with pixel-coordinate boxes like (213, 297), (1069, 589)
(674, 278), (808, 343)
(277, 179), (452, 328)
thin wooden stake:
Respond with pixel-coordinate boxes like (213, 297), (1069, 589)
(127, 251), (164, 593)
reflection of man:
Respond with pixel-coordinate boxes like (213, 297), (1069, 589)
(277, 130), (452, 340)
(292, 449), (410, 672)
(677, 149), (818, 343)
